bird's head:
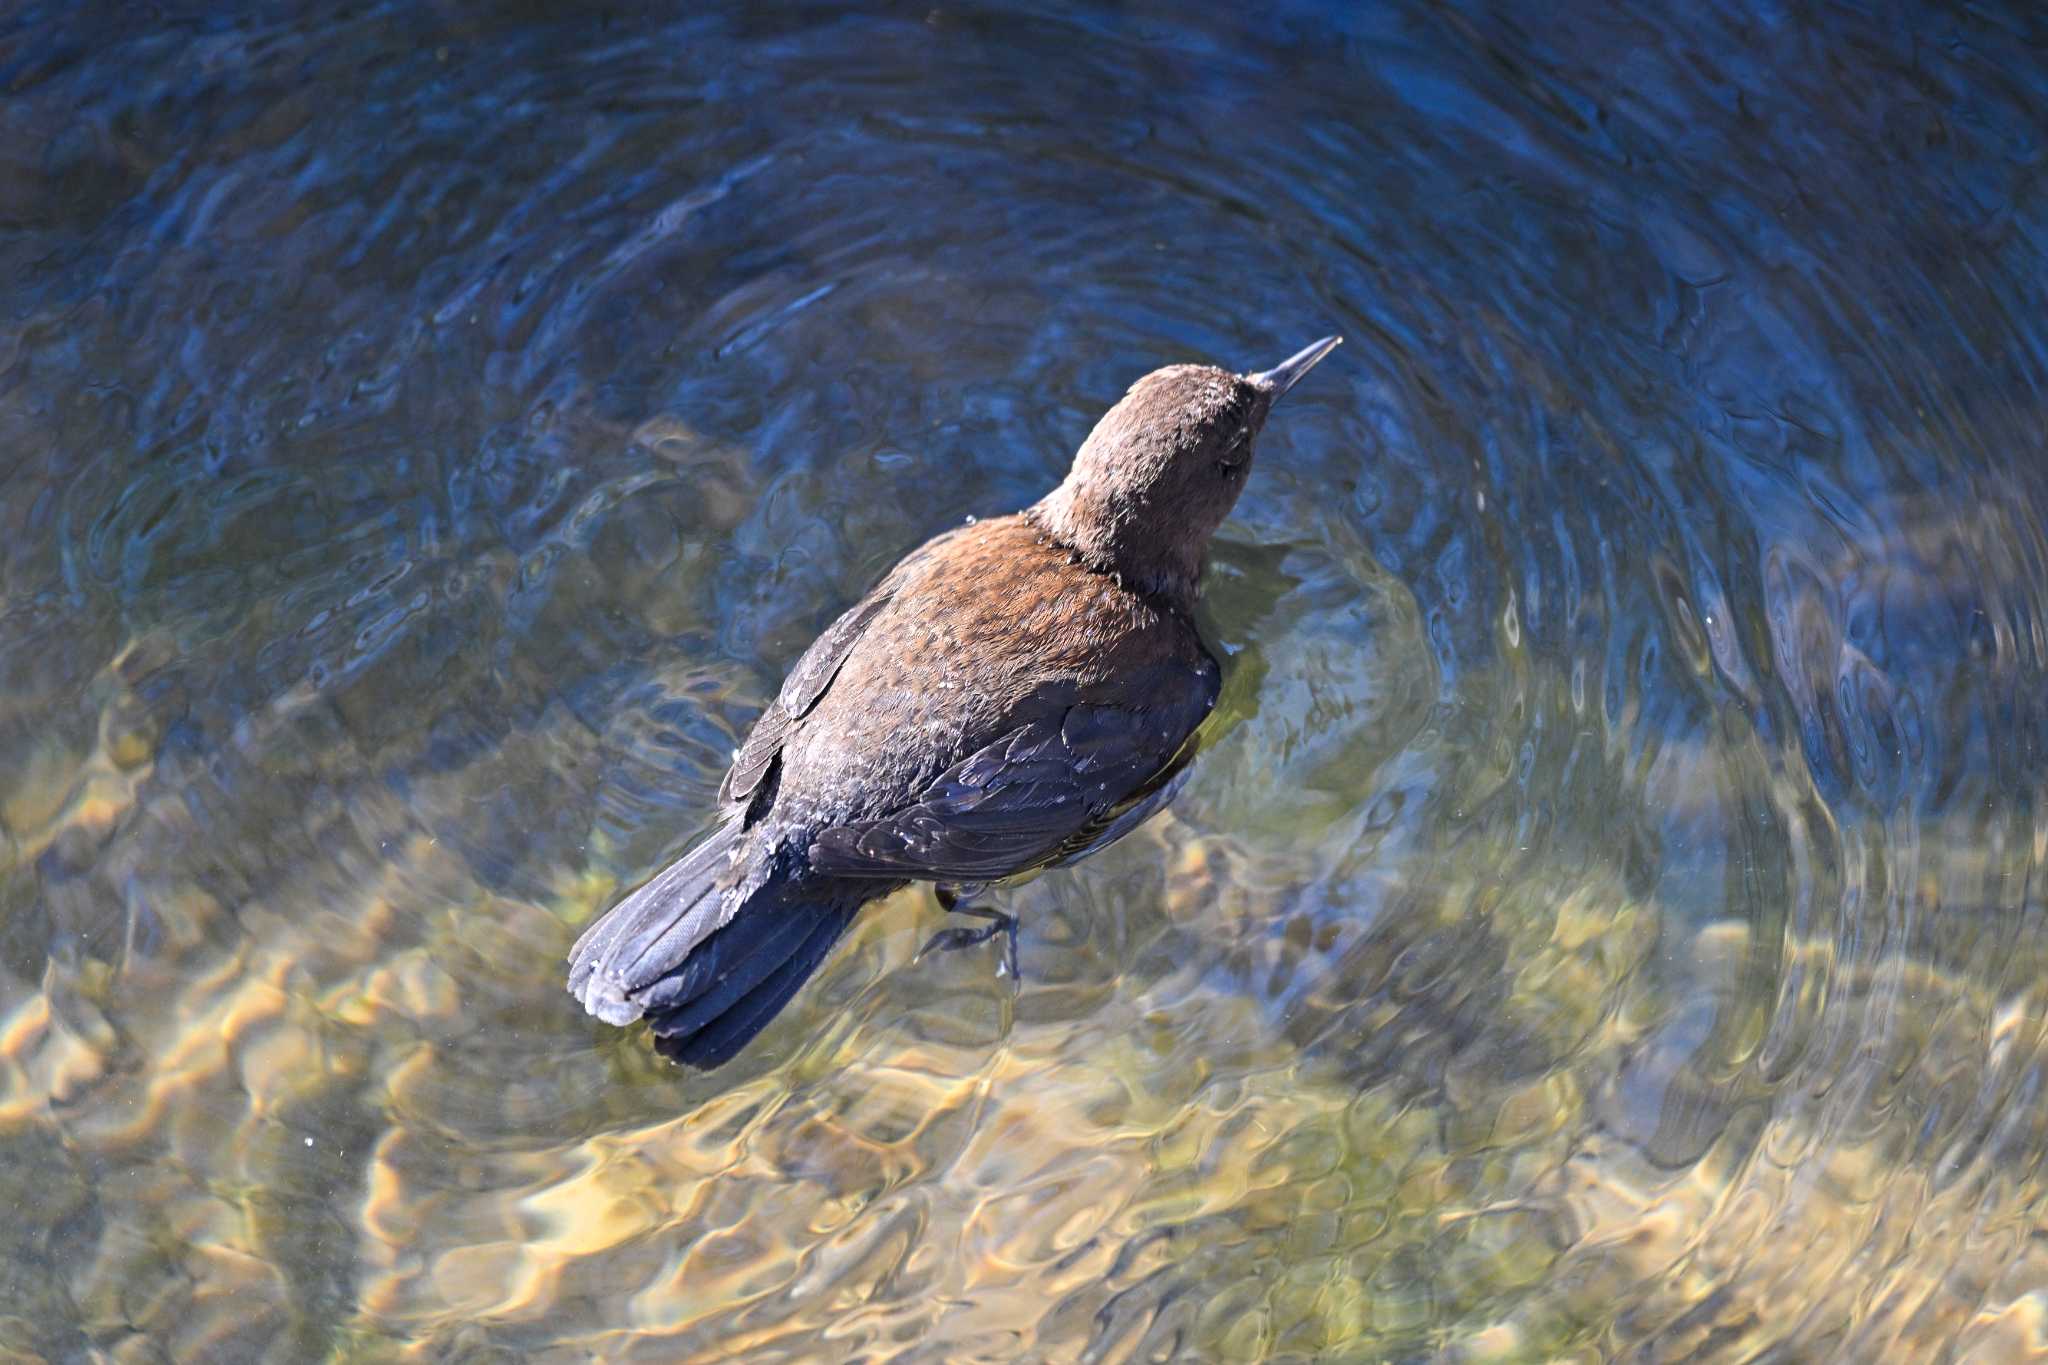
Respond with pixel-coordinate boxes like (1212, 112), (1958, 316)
(1030, 336), (1341, 604)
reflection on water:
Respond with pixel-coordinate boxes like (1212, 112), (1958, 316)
(2, 0), (2045, 1358)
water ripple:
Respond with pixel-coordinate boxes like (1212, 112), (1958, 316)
(0, 0), (2043, 1360)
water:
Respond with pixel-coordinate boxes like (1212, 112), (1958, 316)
(2, 0), (2045, 1359)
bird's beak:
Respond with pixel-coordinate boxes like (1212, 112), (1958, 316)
(1248, 335), (1342, 398)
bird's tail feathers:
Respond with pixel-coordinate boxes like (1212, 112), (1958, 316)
(568, 824), (861, 1067)
(568, 821), (746, 1026)
(651, 898), (856, 1068)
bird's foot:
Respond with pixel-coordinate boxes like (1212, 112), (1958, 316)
(919, 901), (1021, 982)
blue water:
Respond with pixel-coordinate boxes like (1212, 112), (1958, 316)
(1, 1), (2044, 1359)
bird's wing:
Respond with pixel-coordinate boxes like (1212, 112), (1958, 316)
(718, 525), (975, 809)
(718, 589), (895, 807)
(806, 676), (1215, 884)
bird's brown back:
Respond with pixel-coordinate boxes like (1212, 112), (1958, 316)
(773, 513), (1215, 828)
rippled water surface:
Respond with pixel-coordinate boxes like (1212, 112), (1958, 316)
(4, 1), (2047, 1359)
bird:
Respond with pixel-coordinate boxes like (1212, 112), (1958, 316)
(568, 336), (1342, 1066)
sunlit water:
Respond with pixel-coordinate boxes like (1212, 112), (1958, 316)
(3, 1), (2046, 1360)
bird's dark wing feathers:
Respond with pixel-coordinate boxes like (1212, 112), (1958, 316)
(807, 695), (1208, 883)
(719, 590), (895, 806)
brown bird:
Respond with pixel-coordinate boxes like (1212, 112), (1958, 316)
(569, 337), (1342, 1065)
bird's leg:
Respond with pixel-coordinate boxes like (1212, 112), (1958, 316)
(919, 886), (1021, 981)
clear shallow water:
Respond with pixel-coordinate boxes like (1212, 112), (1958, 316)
(2, 0), (2046, 1359)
